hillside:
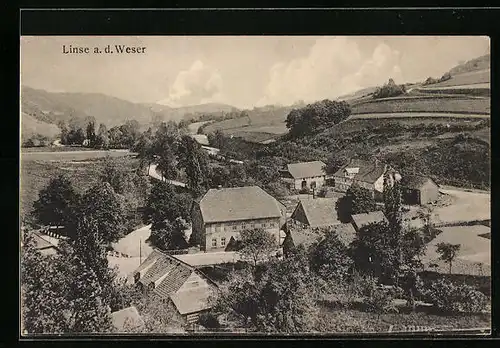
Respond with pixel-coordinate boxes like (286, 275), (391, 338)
(21, 112), (60, 142)
(448, 54), (490, 76)
(21, 86), (239, 138)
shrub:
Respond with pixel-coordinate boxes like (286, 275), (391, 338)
(372, 78), (406, 99)
(422, 279), (488, 313)
(198, 312), (221, 330)
(299, 187), (311, 194)
(363, 286), (400, 314)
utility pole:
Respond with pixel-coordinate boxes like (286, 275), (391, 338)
(140, 238), (142, 265)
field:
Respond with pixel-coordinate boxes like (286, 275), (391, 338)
(432, 69), (490, 88)
(433, 189), (491, 225)
(20, 156), (139, 219)
(21, 149), (135, 162)
(350, 112), (489, 120)
(351, 97), (490, 115)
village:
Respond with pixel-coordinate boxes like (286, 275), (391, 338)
(25, 138), (491, 333)
(20, 36), (491, 336)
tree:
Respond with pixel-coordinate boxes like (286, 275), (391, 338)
(148, 218), (189, 250)
(96, 123), (109, 149)
(373, 78), (406, 99)
(176, 135), (210, 197)
(133, 128), (155, 172)
(383, 172), (403, 278)
(238, 228), (277, 267)
(99, 156), (129, 194)
(422, 279), (488, 313)
(436, 242), (461, 274)
(208, 129), (227, 149)
(143, 180), (192, 226)
(68, 182), (126, 244)
(214, 251), (319, 333)
(309, 229), (353, 282)
(21, 232), (113, 334)
(335, 184), (377, 223)
(86, 121), (96, 147)
(32, 174), (80, 227)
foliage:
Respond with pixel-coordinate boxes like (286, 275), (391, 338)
(436, 242), (461, 274)
(132, 293), (185, 333)
(67, 182), (127, 244)
(148, 218), (189, 250)
(22, 133), (52, 147)
(335, 184), (377, 223)
(21, 232), (113, 334)
(143, 180), (192, 225)
(214, 251), (319, 333)
(32, 174), (80, 227)
(285, 99), (351, 137)
(238, 228), (278, 267)
(309, 230), (353, 282)
(363, 287), (400, 315)
(372, 78), (406, 99)
(198, 312), (221, 329)
(421, 279), (488, 313)
(176, 135), (211, 197)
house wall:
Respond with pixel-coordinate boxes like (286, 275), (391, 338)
(334, 176), (352, 192)
(204, 217), (281, 251)
(419, 180), (440, 204)
(293, 175), (326, 190)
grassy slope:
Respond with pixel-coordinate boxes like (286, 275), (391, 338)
(20, 156), (139, 220)
(21, 112), (60, 141)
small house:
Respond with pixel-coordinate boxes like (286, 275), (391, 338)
(333, 158), (401, 200)
(351, 211), (388, 232)
(400, 175), (440, 205)
(280, 161), (330, 191)
(132, 249), (218, 323)
(290, 198), (339, 229)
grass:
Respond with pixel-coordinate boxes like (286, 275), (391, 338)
(20, 156), (140, 220)
(351, 97), (490, 115)
(317, 305), (490, 333)
(432, 69), (490, 88)
(21, 149), (136, 162)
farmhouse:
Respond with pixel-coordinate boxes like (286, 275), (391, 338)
(400, 175), (440, 205)
(133, 249), (218, 323)
(333, 158), (401, 200)
(351, 211), (388, 232)
(290, 198), (339, 229)
(280, 161), (330, 190)
(190, 186), (287, 252)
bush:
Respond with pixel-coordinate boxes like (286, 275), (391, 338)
(363, 286), (400, 314)
(299, 187), (311, 194)
(421, 279), (488, 313)
(198, 312), (221, 330)
(372, 79), (406, 99)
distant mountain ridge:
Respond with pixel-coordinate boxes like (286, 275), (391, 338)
(21, 86), (239, 140)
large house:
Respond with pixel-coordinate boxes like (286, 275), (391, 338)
(280, 161), (331, 190)
(400, 175), (440, 206)
(333, 158), (401, 200)
(132, 249), (218, 323)
(190, 186), (287, 252)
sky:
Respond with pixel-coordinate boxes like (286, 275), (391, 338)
(21, 36), (490, 109)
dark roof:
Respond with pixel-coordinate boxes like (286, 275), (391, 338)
(400, 175), (437, 190)
(288, 228), (323, 249)
(285, 161), (326, 179)
(111, 306), (145, 332)
(351, 211), (388, 230)
(134, 250), (194, 298)
(333, 158), (389, 184)
(329, 223), (357, 246)
(292, 198), (339, 228)
(199, 186), (284, 223)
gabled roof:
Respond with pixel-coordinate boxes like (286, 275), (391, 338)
(190, 134), (210, 146)
(111, 306), (145, 332)
(287, 228), (323, 249)
(32, 231), (59, 250)
(133, 250), (194, 298)
(285, 161), (326, 179)
(329, 223), (357, 246)
(170, 287), (215, 315)
(333, 158), (389, 184)
(292, 198), (339, 228)
(351, 211), (388, 230)
(198, 186), (283, 223)
(400, 175), (438, 190)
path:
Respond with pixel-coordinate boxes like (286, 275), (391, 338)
(432, 188), (490, 224)
(148, 164), (187, 188)
(111, 224), (154, 258)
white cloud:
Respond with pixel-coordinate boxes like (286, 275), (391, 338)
(257, 38), (406, 106)
(157, 60), (224, 107)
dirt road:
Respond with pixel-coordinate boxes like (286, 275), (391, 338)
(432, 188), (490, 224)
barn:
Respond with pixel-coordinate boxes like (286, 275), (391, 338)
(400, 175), (440, 206)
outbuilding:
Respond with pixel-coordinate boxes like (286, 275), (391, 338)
(400, 175), (439, 205)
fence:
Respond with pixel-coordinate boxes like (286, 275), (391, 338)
(387, 325), (490, 335)
(39, 227), (68, 240)
(106, 250), (132, 258)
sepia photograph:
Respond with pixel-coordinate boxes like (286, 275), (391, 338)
(19, 35), (491, 336)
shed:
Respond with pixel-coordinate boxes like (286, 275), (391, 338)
(400, 175), (440, 205)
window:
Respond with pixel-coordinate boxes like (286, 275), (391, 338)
(262, 223), (267, 228)
(250, 223), (255, 229)
(212, 238), (217, 247)
(232, 225), (237, 230)
(221, 237), (226, 246)
(215, 224), (221, 232)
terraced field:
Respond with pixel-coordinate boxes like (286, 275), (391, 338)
(431, 69), (490, 88)
(351, 97), (490, 115)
